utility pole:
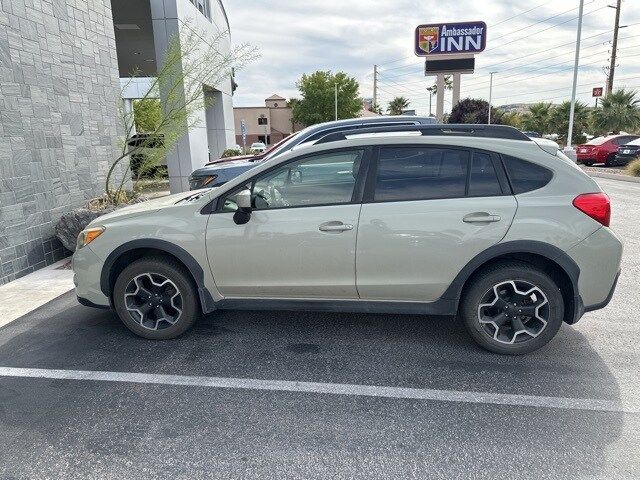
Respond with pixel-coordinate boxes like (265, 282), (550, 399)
(335, 83), (338, 121)
(567, 0), (585, 149)
(607, 0), (622, 94)
(488, 72), (497, 125)
(373, 64), (378, 111)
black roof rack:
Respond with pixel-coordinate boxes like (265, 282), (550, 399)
(314, 124), (532, 144)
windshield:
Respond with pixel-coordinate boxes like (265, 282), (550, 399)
(263, 128), (313, 160)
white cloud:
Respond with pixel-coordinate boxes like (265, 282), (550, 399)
(225, 0), (640, 115)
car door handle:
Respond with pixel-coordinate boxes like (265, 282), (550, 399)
(319, 222), (354, 232)
(463, 212), (501, 223)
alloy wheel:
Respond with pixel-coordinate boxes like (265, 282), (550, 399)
(124, 273), (183, 331)
(477, 280), (550, 345)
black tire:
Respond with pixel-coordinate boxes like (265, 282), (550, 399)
(460, 261), (564, 355)
(604, 153), (616, 167)
(113, 256), (199, 339)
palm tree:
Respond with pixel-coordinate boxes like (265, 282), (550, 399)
(428, 76), (453, 95)
(592, 88), (640, 134)
(387, 96), (410, 115)
(549, 100), (590, 145)
(522, 102), (553, 134)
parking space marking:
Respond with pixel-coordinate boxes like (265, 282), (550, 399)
(0, 366), (636, 414)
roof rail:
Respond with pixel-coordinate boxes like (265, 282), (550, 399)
(314, 124), (532, 144)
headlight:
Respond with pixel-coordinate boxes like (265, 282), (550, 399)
(77, 226), (105, 250)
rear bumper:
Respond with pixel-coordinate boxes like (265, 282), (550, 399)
(584, 271), (620, 313)
(567, 227), (623, 315)
(614, 153), (637, 164)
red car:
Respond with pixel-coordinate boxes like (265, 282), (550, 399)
(576, 134), (640, 166)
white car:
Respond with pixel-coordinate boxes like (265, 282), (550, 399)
(73, 125), (622, 354)
(250, 142), (266, 153)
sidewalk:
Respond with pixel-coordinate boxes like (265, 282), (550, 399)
(0, 258), (75, 328)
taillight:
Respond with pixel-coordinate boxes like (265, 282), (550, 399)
(573, 193), (611, 227)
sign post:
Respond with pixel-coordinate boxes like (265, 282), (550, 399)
(415, 21), (487, 122)
(592, 87), (603, 107)
(240, 119), (247, 152)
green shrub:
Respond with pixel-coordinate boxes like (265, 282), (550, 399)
(221, 148), (242, 158)
(626, 157), (640, 177)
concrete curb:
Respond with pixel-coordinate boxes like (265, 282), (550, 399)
(586, 171), (640, 184)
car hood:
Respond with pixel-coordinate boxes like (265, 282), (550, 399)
(207, 154), (260, 165)
(89, 191), (201, 226)
(192, 158), (261, 175)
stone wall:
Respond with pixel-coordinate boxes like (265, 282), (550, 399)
(0, 0), (123, 284)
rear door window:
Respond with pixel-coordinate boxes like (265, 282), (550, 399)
(468, 152), (502, 197)
(374, 147), (470, 201)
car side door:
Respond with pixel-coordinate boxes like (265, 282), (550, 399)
(205, 147), (370, 299)
(356, 145), (518, 302)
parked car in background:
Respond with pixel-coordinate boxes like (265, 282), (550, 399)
(522, 131), (541, 138)
(74, 124), (622, 355)
(250, 142), (267, 153)
(576, 134), (640, 166)
(189, 116), (438, 190)
(614, 138), (640, 166)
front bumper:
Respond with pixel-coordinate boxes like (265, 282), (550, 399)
(73, 245), (111, 309)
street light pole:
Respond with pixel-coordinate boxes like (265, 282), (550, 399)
(567, 0), (585, 149)
(488, 71), (497, 125)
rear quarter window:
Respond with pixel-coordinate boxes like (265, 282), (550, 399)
(502, 155), (553, 194)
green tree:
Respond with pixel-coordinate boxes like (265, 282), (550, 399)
(133, 99), (162, 132)
(387, 96), (410, 115)
(290, 71), (362, 126)
(368, 101), (383, 115)
(448, 98), (495, 124)
(522, 102), (553, 134)
(501, 111), (524, 130)
(549, 100), (590, 145)
(591, 88), (640, 134)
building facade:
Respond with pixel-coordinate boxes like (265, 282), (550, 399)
(234, 95), (300, 147)
(0, 0), (234, 285)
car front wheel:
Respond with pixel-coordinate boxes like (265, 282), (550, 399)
(460, 262), (564, 355)
(113, 257), (199, 339)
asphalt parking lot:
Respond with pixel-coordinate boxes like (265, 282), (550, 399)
(0, 177), (638, 480)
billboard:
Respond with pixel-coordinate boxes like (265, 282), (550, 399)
(415, 21), (487, 56)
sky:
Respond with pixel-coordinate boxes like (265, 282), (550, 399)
(224, 0), (640, 115)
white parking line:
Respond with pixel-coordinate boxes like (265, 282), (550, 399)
(0, 366), (636, 414)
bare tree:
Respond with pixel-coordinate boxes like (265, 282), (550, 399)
(105, 22), (257, 205)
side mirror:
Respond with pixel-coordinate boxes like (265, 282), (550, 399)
(233, 189), (252, 225)
(236, 188), (252, 209)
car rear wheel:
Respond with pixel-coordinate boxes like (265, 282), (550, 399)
(604, 153), (617, 167)
(460, 262), (564, 355)
(113, 257), (199, 339)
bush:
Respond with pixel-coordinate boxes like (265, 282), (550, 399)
(221, 148), (242, 158)
(626, 157), (640, 177)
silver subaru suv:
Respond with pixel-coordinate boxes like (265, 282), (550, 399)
(73, 125), (622, 354)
